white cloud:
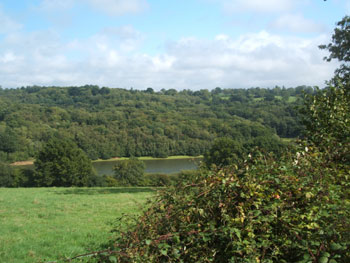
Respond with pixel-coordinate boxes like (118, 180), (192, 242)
(0, 26), (338, 90)
(0, 52), (18, 63)
(214, 0), (304, 14)
(159, 31), (337, 89)
(270, 14), (327, 33)
(86, 0), (148, 16)
(100, 25), (144, 52)
(40, 0), (75, 10)
(39, 0), (148, 16)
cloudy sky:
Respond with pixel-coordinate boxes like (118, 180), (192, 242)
(0, 0), (348, 90)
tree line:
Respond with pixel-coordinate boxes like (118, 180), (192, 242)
(0, 84), (309, 164)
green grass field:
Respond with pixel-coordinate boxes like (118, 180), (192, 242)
(0, 187), (154, 263)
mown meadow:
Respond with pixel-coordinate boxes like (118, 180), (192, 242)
(0, 187), (154, 263)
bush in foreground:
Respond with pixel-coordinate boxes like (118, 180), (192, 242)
(95, 147), (350, 263)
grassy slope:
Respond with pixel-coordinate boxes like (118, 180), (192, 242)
(0, 187), (154, 263)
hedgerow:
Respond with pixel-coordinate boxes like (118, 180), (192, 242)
(94, 146), (350, 263)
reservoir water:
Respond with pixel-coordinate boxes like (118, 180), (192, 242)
(17, 157), (202, 176)
(93, 158), (202, 176)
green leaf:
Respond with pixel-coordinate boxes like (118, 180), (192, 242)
(231, 228), (241, 241)
(330, 242), (342, 251)
(321, 252), (331, 258)
(303, 253), (311, 260)
(109, 256), (117, 263)
(305, 192), (313, 199)
(319, 257), (329, 263)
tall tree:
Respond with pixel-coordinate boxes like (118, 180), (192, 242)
(34, 137), (94, 186)
(302, 16), (350, 163)
(319, 16), (350, 84)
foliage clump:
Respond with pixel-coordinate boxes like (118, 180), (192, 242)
(143, 173), (172, 187)
(0, 162), (17, 187)
(97, 146), (350, 262)
(302, 83), (350, 165)
(0, 162), (35, 187)
(204, 137), (244, 168)
(113, 158), (146, 186)
(319, 16), (350, 84)
(34, 136), (95, 187)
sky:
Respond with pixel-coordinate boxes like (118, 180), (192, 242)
(0, 0), (348, 90)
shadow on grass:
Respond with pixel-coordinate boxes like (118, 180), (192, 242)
(55, 187), (157, 195)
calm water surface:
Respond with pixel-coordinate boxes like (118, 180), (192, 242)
(93, 158), (202, 176)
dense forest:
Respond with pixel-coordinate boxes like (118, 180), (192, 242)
(0, 85), (311, 162)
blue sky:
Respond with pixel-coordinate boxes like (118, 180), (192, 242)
(0, 0), (348, 90)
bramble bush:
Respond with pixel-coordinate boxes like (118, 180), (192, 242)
(96, 146), (350, 263)
(302, 83), (350, 165)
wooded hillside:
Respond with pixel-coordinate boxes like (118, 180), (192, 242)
(0, 85), (309, 162)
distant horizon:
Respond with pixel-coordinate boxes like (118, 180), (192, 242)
(0, 0), (348, 90)
(1, 83), (319, 92)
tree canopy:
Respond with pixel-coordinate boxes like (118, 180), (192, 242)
(34, 137), (94, 187)
(203, 137), (244, 168)
(113, 158), (145, 186)
(319, 16), (350, 83)
(0, 85), (306, 163)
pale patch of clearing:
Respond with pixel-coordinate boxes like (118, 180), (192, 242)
(10, 161), (34, 166)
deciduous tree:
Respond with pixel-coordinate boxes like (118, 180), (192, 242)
(34, 137), (94, 186)
(204, 137), (244, 168)
(113, 158), (145, 186)
(319, 16), (350, 84)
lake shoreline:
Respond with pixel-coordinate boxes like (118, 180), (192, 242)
(93, 155), (203, 163)
(11, 155), (203, 167)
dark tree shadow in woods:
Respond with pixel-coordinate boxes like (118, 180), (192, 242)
(54, 187), (157, 195)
